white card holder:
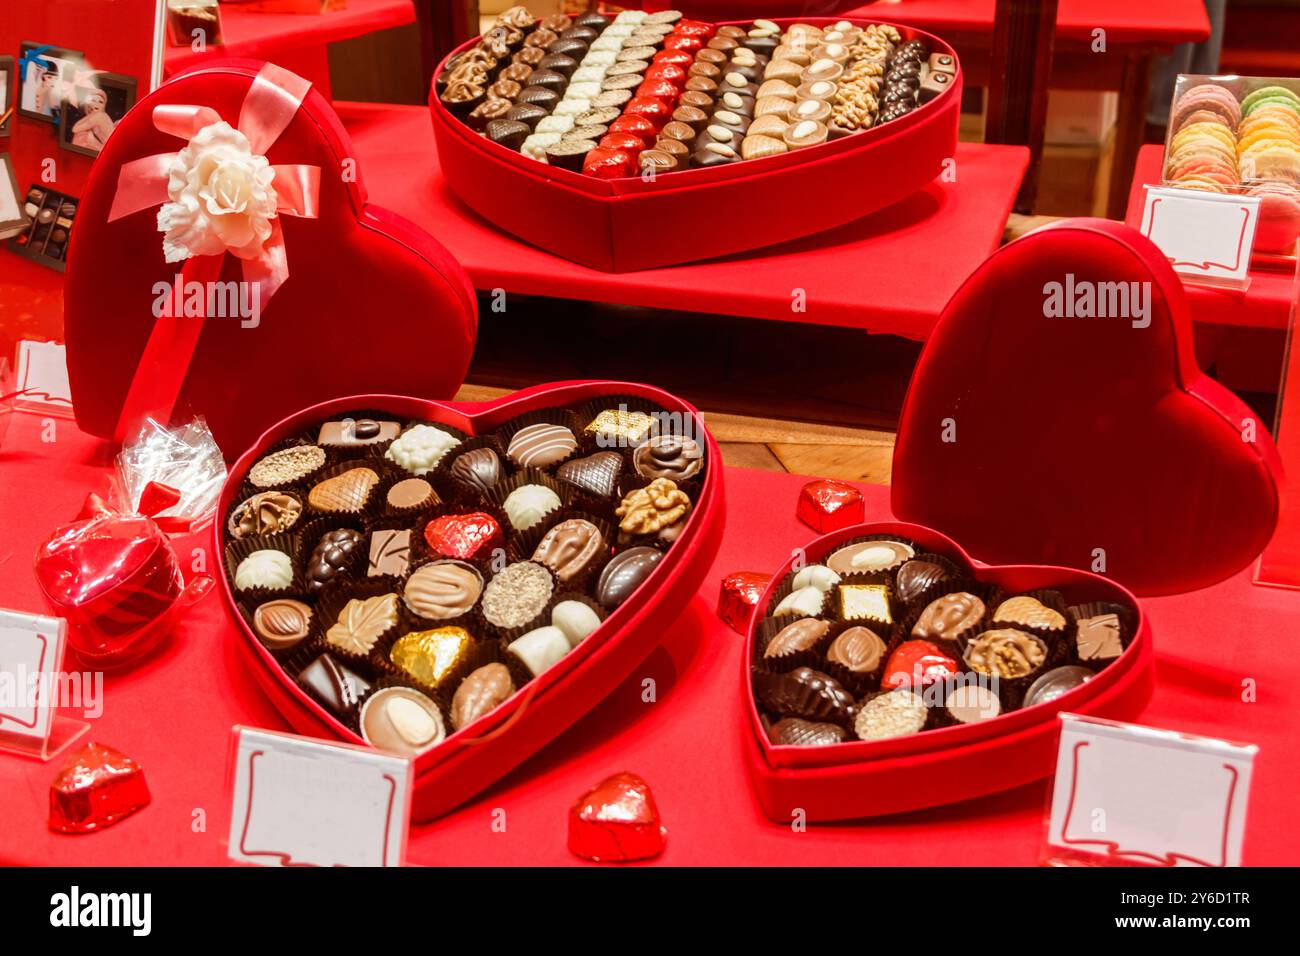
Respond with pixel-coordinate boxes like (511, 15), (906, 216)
(0, 608), (91, 761)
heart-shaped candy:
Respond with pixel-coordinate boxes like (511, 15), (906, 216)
(424, 512), (505, 561)
(567, 772), (666, 862)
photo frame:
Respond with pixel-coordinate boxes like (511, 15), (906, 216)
(0, 56), (15, 136)
(59, 70), (136, 158)
(0, 156), (25, 240)
(17, 42), (85, 123)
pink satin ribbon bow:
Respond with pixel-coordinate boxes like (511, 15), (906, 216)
(107, 63), (321, 441)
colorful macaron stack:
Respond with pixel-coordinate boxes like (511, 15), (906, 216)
(1165, 81), (1300, 254)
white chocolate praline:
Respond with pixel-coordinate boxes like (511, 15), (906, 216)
(582, 51), (617, 67)
(565, 81), (602, 99)
(503, 484), (561, 530)
(509, 626), (571, 675)
(602, 25), (635, 39)
(791, 564), (840, 592)
(553, 98), (592, 118)
(614, 10), (647, 24)
(552, 600), (601, 647)
(235, 550), (293, 591)
(773, 586), (825, 617)
(385, 424), (461, 475)
(571, 66), (605, 84)
(522, 133), (561, 161)
(590, 36), (622, 52)
(536, 114), (576, 134)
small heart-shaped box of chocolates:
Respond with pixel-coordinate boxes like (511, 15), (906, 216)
(430, 9), (960, 271)
(744, 522), (1154, 822)
(215, 381), (723, 821)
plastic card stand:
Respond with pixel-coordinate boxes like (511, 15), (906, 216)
(1140, 185), (1260, 290)
(226, 726), (413, 867)
(0, 608), (91, 761)
(1041, 714), (1256, 867)
(12, 339), (74, 418)
(1256, 258), (1300, 587)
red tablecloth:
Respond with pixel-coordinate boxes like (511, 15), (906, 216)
(0, 407), (1296, 866)
(341, 103), (1027, 340)
(1125, 143), (1298, 331)
(844, 0), (1209, 44)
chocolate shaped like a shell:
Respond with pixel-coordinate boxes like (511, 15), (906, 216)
(451, 662), (515, 730)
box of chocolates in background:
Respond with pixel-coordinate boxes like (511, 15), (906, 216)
(743, 521), (1154, 822)
(1162, 74), (1300, 256)
(216, 382), (725, 822)
(429, 8), (961, 271)
(5, 184), (77, 271)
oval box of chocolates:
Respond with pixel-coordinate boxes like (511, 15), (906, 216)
(215, 381), (724, 822)
(429, 8), (961, 271)
(744, 521), (1155, 822)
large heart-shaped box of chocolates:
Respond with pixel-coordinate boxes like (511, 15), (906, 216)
(744, 521), (1154, 822)
(215, 381), (724, 821)
(66, 61), (477, 454)
(430, 11), (960, 271)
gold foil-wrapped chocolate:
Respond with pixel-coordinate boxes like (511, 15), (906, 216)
(390, 627), (474, 688)
(838, 583), (892, 624)
(585, 408), (657, 445)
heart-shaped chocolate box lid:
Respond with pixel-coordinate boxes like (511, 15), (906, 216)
(893, 218), (1281, 595)
(65, 61), (478, 453)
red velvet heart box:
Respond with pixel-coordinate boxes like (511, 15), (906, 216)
(429, 18), (960, 272)
(216, 381), (725, 822)
(65, 60), (477, 454)
(744, 520), (1154, 822)
(892, 219), (1282, 595)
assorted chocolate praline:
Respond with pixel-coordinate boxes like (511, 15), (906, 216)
(225, 395), (707, 752)
(751, 533), (1138, 746)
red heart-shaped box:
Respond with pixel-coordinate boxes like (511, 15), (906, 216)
(217, 381), (725, 822)
(430, 18), (960, 272)
(744, 520), (1154, 821)
(893, 219), (1282, 595)
(65, 60), (477, 454)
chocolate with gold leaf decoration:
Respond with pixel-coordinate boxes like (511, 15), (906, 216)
(390, 627), (474, 688)
(585, 408), (657, 446)
(556, 451), (624, 498)
(838, 583), (892, 624)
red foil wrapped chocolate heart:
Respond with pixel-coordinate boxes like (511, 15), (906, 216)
(797, 479), (865, 534)
(568, 772), (666, 863)
(882, 639), (960, 689)
(718, 571), (773, 634)
(34, 496), (212, 666)
(423, 512), (504, 561)
(49, 742), (151, 834)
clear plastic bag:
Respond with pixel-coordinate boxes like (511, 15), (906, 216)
(113, 417), (227, 533)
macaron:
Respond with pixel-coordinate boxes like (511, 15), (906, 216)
(1238, 143), (1300, 184)
(1239, 106), (1300, 138)
(1241, 85), (1300, 118)
(1166, 157), (1239, 186)
(1247, 182), (1300, 253)
(1171, 83), (1241, 130)
(1171, 120), (1237, 155)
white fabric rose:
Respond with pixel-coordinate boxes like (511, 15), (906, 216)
(157, 121), (279, 263)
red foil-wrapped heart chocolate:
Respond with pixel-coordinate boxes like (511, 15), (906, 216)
(568, 772), (666, 863)
(423, 512), (504, 561)
(49, 742), (151, 834)
(34, 495), (212, 666)
(796, 479), (865, 533)
(718, 571), (772, 634)
(882, 639), (960, 689)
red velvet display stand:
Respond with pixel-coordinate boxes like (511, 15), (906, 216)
(1125, 143), (1297, 332)
(341, 103), (1027, 337)
(0, 408), (1295, 866)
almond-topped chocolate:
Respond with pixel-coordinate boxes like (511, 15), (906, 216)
(827, 539), (914, 574)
